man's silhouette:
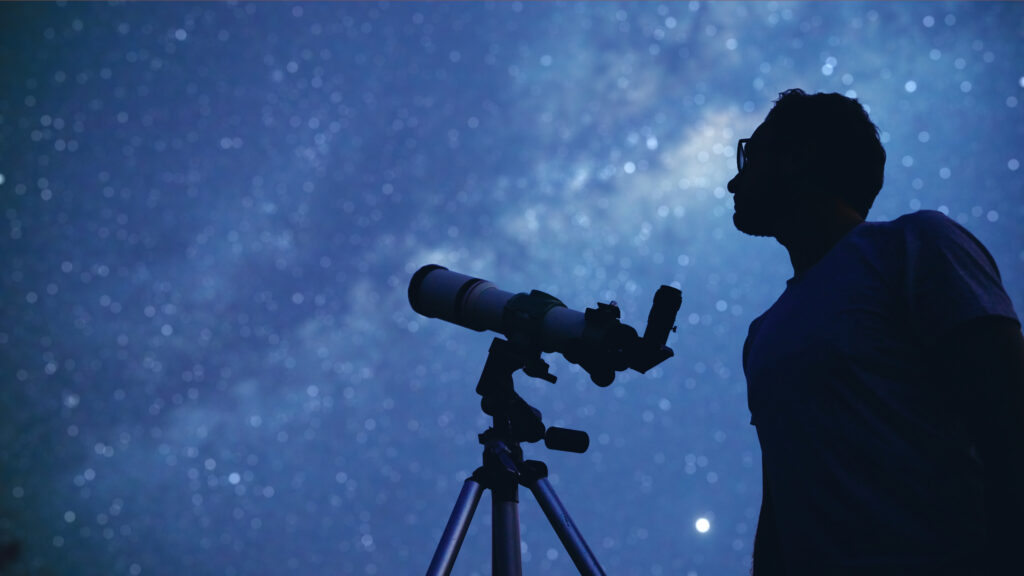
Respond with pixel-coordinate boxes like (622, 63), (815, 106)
(728, 89), (1024, 575)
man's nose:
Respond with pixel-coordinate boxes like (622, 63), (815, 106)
(727, 173), (740, 195)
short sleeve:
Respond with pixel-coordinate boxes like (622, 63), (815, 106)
(903, 211), (1019, 346)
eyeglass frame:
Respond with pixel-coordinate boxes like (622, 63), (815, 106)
(736, 138), (750, 173)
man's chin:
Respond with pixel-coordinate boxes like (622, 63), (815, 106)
(732, 212), (774, 238)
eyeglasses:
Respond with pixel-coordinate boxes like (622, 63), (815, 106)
(736, 138), (750, 173)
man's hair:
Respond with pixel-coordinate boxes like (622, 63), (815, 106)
(764, 89), (886, 218)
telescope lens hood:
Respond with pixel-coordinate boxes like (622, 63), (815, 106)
(408, 264), (448, 317)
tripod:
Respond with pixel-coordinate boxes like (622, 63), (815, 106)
(427, 338), (607, 576)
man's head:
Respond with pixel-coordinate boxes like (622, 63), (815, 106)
(727, 89), (886, 238)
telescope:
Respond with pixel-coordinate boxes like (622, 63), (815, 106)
(408, 264), (681, 387)
(409, 264), (682, 576)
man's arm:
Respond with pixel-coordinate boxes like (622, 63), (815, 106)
(932, 315), (1024, 571)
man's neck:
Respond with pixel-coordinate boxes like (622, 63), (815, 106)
(778, 203), (864, 277)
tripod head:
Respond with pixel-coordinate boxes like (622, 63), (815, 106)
(476, 337), (590, 456)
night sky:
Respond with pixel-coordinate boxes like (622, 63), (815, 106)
(1, 2), (1022, 575)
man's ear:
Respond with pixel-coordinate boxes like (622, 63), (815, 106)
(781, 145), (812, 174)
(781, 146), (820, 200)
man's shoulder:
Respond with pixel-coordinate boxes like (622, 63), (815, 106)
(864, 210), (986, 258)
(888, 210), (967, 238)
(892, 209), (950, 224)
(886, 210), (997, 260)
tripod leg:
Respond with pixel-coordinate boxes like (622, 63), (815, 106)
(528, 476), (607, 576)
(491, 478), (522, 576)
(427, 478), (484, 576)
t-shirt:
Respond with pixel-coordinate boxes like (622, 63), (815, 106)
(743, 210), (1019, 574)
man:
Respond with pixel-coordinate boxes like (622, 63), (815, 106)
(729, 89), (1024, 575)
